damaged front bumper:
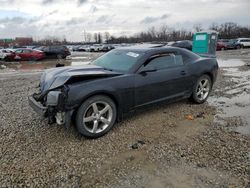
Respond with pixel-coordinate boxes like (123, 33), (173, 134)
(28, 95), (48, 117)
(29, 88), (73, 128)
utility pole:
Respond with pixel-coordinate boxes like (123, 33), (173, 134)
(83, 28), (87, 43)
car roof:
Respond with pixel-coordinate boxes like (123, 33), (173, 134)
(115, 45), (189, 54)
(15, 48), (33, 50)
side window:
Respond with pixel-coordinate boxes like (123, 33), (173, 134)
(23, 49), (31, 53)
(175, 55), (184, 66)
(51, 46), (61, 50)
(15, 49), (22, 53)
(43, 47), (50, 51)
(145, 54), (184, 70)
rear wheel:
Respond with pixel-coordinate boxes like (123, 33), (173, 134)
(4, 56), (11, 61)
(76, 95), (117, 138)
(190, 75), (212, 104)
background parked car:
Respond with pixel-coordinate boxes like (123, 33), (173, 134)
(235, 38), (250, 49)
(224, 39), (237, 49)
(40, 45), (71, 59)
(216, 41), (228, 51)
(100, 44), (115, 52)
(79, 45), (91, 52)
(170, 40), (192, 50)
(89, 44), (102, 52)
(0, 49), (16, 61)
(14, 48), (45, 61)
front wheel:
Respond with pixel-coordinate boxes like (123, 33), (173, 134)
(190, 75), (212, 104)
(76, 95), (117, 138)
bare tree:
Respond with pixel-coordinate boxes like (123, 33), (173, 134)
(93, 33), (98, 43)
(209, 23), (219, 31)
(193, 24), (203, 32)
(158, 24), (169, 41)
(104, 32), (111, 43)
(104, 22), (250, 43)
(86, 33), (92, 43)
(98, 32), (102, 44)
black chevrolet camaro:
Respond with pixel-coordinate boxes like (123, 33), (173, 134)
(29, 46), (218, 138)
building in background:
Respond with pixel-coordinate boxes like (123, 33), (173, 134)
(0, 38), (14, 47)
(15, 37), (33, 46)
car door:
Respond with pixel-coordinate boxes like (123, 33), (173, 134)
(43, 46), (52, 57)
(21, 49), (32, 60)
(134, 53), (191, 107)
(14, 49), (23, 60)
(246, 39), (250, 47)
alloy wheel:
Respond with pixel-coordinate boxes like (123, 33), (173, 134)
(196, 78), (210, 100)
(83, 101), (113, 134)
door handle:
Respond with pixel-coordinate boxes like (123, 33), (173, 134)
(180, 70), (186, 75)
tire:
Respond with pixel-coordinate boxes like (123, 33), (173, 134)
(190, 75), (212, 104)
(221, 47), (225, 51)
(236, 45), (241, 49)
(4, 56), (11, 61)
(76, 95), (117, 138)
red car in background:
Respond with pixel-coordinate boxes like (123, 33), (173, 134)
(216, 42), (228, 51)
(14, 48), (45, 61)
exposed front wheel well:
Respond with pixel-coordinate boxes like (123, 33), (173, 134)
(203, 72), (213, 84)
(83, 93), (118, 109)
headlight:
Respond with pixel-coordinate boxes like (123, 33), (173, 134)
(46, 91), (62, 106)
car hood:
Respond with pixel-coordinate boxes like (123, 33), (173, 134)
(40, 64), (122, 92)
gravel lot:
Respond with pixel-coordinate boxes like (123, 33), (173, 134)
(0, 50), (249, 187)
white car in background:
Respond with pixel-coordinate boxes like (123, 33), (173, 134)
(89, 44), (102, 52)
(235, 38), (250, 49)
(0, 49), (15, 60)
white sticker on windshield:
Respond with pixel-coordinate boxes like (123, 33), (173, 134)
(126, 52), (139, 58)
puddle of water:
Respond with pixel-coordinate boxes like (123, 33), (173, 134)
(0, 60), (94, 73)
(209, 66), (250, 135)
(0, 52), (102, 73)
(217, 59), (246, 67)
(209, 96), (250, 135)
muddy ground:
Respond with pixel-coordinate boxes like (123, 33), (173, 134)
(0, 49), (249, 187)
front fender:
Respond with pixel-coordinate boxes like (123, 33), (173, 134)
(65, 74), (135, 118)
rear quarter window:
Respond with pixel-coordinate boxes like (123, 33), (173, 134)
(146, 54), (184, 70)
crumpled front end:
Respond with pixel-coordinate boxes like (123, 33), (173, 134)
(29, 65), (122, 128)
(29, 81), (72, 127)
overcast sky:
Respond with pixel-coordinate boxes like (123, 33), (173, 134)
(0, 0), (249, 41)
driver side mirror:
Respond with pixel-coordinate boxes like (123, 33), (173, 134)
(139, 66), (157, 74)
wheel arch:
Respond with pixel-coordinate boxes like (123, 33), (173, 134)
(202, 72), (213, 84)
(73, 91), (121, 121)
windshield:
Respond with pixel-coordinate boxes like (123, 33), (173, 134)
(92, 49), (142, 72)
(229, 39), (237, 43)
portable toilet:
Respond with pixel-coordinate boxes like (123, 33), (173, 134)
(192, 30), (218, 57)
